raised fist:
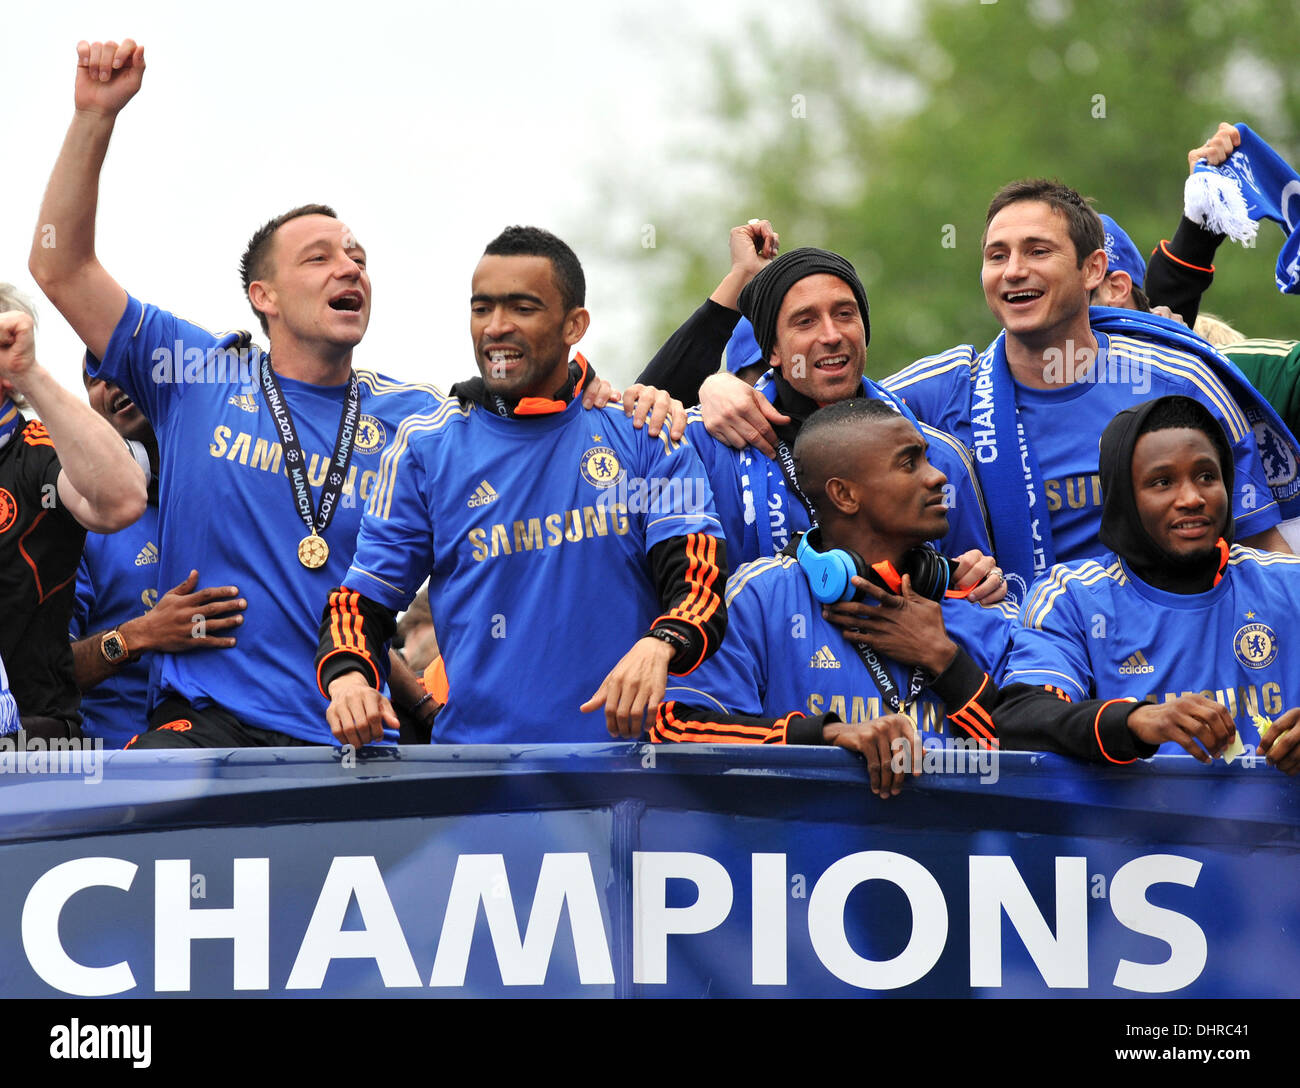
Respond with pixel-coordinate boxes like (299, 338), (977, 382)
(75, 39), (146, 117)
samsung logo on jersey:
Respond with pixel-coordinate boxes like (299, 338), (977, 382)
(468, 504), (631, 562)
(208, 426), (378, 501)
(19, 850), (1207, 995)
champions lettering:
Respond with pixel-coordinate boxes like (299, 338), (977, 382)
(469, 503), (631, 561)
(208, 426), (378, 500)
(18, 850), (1207, 994)
(972, 356), (997, 464)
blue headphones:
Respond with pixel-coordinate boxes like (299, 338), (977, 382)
(795, 530), (955, 604)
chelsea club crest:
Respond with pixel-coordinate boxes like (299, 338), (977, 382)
(580, 445), (624, 489)
(355, 415), (386, 454)
(1233, 622), (1278, 669)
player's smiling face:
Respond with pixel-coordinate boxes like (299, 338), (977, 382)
(1131, 427), (1229, 563)
(470, 254), (589, 401)
(83, 367), (149, 442)
(771, 274), (867, 406)
(981, 201), (1105, 348)
(261, 215), (370, 350)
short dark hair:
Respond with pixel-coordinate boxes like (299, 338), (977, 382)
(794, 398), (904, 517)
(984, 179), (1104, 268)
(483, 225), (585, 311)
(1136, 395), (1231, 477)
(239, 204), (338, 335)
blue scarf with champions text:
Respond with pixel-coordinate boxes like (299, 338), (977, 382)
(954, 332), (1053, 603)
(1185, 123), (1300, 295)
(961, 308), (1300, 596)
(739, 371), (922, 558)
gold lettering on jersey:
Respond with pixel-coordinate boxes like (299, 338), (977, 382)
(1160, 682), (1286, 725)
(469, 504), (632, 563)
(514, 518), (544, 552)
(207, 425), (375, 500)
(805, 693), (946, 735)
(1045, 474), (1102, 513)
(227, 431), (252, 465)
(250, 437), (282, 474)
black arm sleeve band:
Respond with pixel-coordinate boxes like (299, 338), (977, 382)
(1144, 215), (1227, 325)
(315, 586), (398, 698)
(636, 299), (742, 405)
(651, 700), (839, 744)
(646, 533), (728, 675)
(992, 684), (1158, 763)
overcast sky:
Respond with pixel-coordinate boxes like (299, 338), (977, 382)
(4, 0), (848, 395)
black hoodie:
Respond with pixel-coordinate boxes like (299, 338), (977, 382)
(1097, 395), (1233, 594)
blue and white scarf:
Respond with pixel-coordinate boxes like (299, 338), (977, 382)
(1185, 123), (1300, 294)
(0, 653), (19, 737)
(0, 398), (21, 453)
(959, 333), (1053, 602)
(1091, 306), (1300, 518)
(954, 307), (1300, 595)
(738, 371), (921, 558)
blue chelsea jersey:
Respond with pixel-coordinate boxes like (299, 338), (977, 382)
(666, 553), (1017, 739)
(683, 374), (993, 567)
(1008, 546), (1300, 753)
(70, 502), (160, 747)
(344, 394), (724, 744)
(90, 295), (442, 742)
(884, 332), (1281, 565)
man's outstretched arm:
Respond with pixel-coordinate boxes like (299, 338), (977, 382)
(29, 38), (146, 359)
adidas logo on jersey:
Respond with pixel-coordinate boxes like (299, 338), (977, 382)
(227, 394), (260, 413)
(810, 645), (841, 669)
(134, 542), (160, 567)
(1119, 650), (1155, 676)
(467, 481), (499, 508)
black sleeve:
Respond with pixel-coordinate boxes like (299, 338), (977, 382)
(651, 700), (838, 745)
(315, 586), (398, 697)
(636, 299), (742, 405)
(1144, 215), (1227, 325)
(645, 534), (728, 675)
(991, 684), (1158, 763)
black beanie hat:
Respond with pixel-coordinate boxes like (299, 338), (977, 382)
(737, 247), (870, 364)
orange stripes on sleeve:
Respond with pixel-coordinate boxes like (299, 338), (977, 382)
(651, 702), (800, 745)
(316, 589), (380, 698)
(945, 673), (999, 750)
(669, 533), (723, 626)
(21, 421), (53, 448)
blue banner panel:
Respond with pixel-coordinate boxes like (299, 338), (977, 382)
(0, 744), (1294, 997)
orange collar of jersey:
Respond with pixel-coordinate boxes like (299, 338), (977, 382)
(512, 354), (590, 416)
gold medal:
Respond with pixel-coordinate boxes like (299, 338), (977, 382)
(298, 533), (330, 570)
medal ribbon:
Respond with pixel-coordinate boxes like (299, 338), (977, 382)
(850, 638), (928, 716)
(259, 356), (360, 543)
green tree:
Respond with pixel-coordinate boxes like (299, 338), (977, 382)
(611, 0), (1300, 382)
